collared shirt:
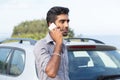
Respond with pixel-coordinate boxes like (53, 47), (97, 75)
(34, 33), (69, 80)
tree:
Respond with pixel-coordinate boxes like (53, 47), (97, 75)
(12, 19), (74, 40)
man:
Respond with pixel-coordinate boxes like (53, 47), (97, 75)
(34, 6), (70, 80)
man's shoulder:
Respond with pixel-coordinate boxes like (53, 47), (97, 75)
(36, 38), (46, 45)
(34, 38), (48, 52)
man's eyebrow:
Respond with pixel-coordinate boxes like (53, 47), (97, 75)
(60, 19), (70, 22)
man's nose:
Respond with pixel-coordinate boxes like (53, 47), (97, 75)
(64, 22), (69, 28)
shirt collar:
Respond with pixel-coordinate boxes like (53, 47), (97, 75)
(45, 33), (67, 46)
(45, 33), (54, 44)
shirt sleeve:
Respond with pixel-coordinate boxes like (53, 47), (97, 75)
(34, 40), (51, 72)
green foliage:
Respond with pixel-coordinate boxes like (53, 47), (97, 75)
(12, 19), (74, 40)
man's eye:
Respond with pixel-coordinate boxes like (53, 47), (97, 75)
(61, 20), (65, 24)
(67, 20), (70, 23)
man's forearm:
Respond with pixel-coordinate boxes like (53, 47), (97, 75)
(45, 43), (62, 78)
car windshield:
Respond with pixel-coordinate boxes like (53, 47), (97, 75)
(68, 50), (120, 80)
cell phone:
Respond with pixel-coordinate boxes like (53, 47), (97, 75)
(48, 23), (57, 31)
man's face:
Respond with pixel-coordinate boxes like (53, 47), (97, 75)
(55, 14), (69, 36)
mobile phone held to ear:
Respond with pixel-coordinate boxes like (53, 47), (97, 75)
(48, 23), (57, 31)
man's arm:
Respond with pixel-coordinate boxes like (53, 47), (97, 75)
(45, 29), (63, 78)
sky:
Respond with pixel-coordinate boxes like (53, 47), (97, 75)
(0, 0), (120, 38)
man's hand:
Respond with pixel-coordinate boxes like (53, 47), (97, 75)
(50, 28), (63, 45)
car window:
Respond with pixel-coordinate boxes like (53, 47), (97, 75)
(68, 50), (120, 80)
(72, 51), (94, 67)
(0, 48), (11, 74)
(0, 47), (25, 76)
(10, 50), (25, 76)
(97, 51), (117, 68)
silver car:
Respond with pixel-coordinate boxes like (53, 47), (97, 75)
(0, 38), (38, 80)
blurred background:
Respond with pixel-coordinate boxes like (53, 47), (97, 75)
(0, 0), (120, 48)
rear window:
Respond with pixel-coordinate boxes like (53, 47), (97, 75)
(68, 50), (120, 80)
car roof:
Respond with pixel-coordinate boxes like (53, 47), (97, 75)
(64, 37), (105, 44)
(0, 42), (34, 51)
(0, 38), (35, 51)
(0, 38), (36, 45)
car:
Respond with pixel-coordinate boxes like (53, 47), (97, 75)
(0, 38), (120, 80)
(65, 38), (120, 80)
(0, 38), (38, 80)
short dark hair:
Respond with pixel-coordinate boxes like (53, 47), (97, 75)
(46, 6), (69, 26)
